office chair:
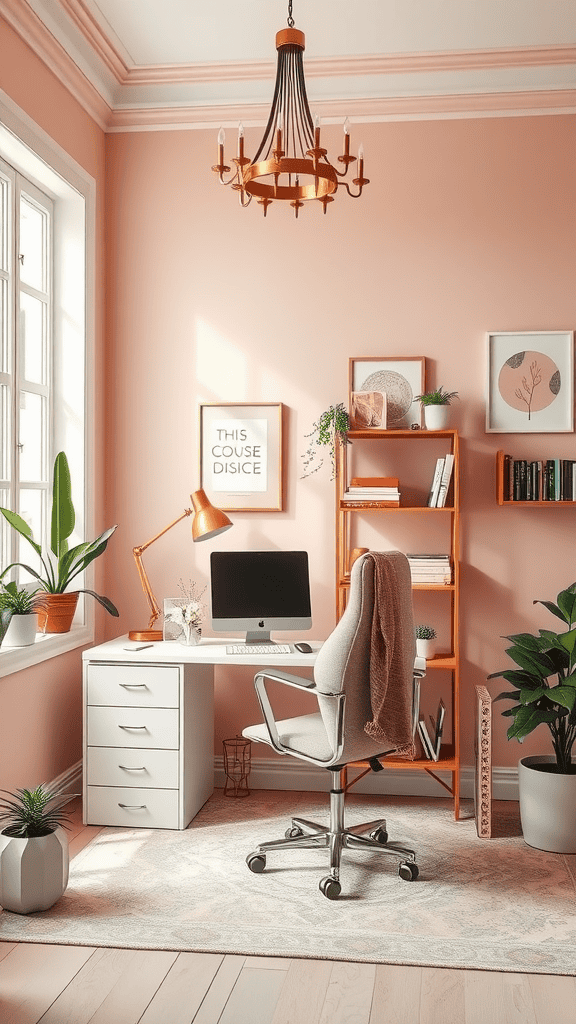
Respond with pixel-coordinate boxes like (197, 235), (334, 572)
(243, 550), (425, 899)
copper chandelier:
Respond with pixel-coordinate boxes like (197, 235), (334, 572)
(211, 0), (369, 217)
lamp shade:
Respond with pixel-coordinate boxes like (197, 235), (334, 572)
(191, 489), (233, 541)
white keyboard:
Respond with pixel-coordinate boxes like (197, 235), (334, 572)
(226, 643), (292, 656)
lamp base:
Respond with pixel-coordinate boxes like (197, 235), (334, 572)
(128, 629), (163, 642)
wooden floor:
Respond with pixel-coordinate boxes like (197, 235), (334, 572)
(1, 800), (574, 1024)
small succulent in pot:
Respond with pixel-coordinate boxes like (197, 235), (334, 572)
(0, 784), (74, 838)
(415, 387), (459, 406)
(0, 580), (39, 615)
(415, 624), (437, 640)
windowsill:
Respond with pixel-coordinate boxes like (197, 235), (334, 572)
(0, 625), (94, 678)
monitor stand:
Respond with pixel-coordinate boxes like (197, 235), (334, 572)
(245, 631), (274, 644)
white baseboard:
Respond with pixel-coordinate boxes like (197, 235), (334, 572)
(215, 755), (519, 803)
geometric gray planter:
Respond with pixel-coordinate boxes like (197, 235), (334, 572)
(2, 613), (38, 647)
(519, 755), (576, 854)
(0, 826), (69, 913)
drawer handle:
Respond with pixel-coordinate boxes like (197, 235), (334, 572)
(118, 765), (147, 772)
(118, 724), (148, 731)
(119, 683), (149, 689)
(118, 803), (147, 810)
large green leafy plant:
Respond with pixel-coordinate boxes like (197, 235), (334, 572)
(488, 582), (576, 773)
(0, 452), (119, 617)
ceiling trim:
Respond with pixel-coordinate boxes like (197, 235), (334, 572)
(2, 0), (112, 130)
(108, 90), (576, 132)
(58, 0), (128, 82)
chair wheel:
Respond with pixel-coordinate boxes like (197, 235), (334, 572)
(246, 853), (266, 873)
(319, 875), (341, 899)
(285, 826), (304, 839)
(372, 828), (389, 844)
(398, 861), (419, 881)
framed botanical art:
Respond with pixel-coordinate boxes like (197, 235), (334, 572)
(486, 331), (574, 433)
(349, 357), (425, 429)
(200, 403), (283, 511)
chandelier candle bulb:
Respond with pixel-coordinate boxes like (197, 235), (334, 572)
(314, 114), (321, 148)
(343, 118), (350, 157)
(218, 127), (225, 166)
(237, 124), (244, 159)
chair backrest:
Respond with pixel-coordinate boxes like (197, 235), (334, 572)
(312, 551), (415, 762)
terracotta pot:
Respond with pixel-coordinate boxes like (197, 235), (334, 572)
(34, 592), (79, 634)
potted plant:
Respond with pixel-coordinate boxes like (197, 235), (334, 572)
(301, 403), (351, 479)
(415, 386), (459, 430)
(415, 624), (437, 659)
(488, 581), (576, 852)
(0, 580), (39, 647)
(0, 784), (74, 913)
(0, 451), (119, 633)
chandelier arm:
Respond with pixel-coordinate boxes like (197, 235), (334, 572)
(340, 181), (368, 198)
(253, 49), (286, 163)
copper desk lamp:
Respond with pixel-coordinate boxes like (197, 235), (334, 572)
(128, 489), (233, 642)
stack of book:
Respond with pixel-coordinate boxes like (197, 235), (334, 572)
(342, 476), (400, 506)
(503, 455), (576, 502)
(418, 699), (446, 761)
(407, 553), (452, 584)
(427, 454), (454, 507)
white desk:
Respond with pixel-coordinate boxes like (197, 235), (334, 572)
(82, 636), (320, 830)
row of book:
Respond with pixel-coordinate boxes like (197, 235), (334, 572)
(407, 553), (452, 585)
(412, 676), (445, 761)
(427, 454), (454, 507)
(342, 475), (400, 506)
(503, 455), (576, 502)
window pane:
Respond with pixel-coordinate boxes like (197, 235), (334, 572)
(0, 176), (7, 272)
(18, 487), (44, 583)
(20, 292), (46, 385)
(0, 278), (8, 373)
(19, 390), (46, 481)
(0, 382), (9, 479)
(0, 487), (9, 574)
(19, 196), (45, 291)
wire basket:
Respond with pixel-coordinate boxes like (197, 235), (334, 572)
(222, 736), (252, 797)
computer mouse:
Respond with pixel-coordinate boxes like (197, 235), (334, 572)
(294, 642), (313, 653)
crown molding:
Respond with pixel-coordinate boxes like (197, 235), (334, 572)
(1, 0), (112, 130)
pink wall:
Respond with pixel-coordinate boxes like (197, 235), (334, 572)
(105, 115), (576, 770)
(0, 19), (107, 791)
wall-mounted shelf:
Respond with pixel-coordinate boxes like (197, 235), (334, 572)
(496, 450), (576, 506)
(335, 428), (461, 818)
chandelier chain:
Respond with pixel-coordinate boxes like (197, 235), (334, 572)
(287, 0), (294, 28)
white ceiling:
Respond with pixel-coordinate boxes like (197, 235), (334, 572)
(12, 0), (576, 127)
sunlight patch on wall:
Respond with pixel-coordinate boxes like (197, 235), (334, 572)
(195, 319), (248, 400)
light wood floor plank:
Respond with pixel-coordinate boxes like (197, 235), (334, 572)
(420, 968), (466, 1024)
(271, 960), (333, 1024)
(245, 956), (292, 970)
(138, 952), (224, 1024)
(192, 954), (246, 1024)
(38, 948), (152, 1024)
(0, 942), (94, 1024)
(370, 964), (422, 1024)
(528, 974), (576, 1024)
(464, 970), (537, 1024)
(219, 966), (287, 1024)
(319, 961), (376, 1024)
(0, 942), (17, 963)
(78, 949), (178, 1024)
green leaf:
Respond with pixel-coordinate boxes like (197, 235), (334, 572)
(548, 684), (576, 711)
(493, 690), (521, 703)
(503, 632), (542, 651)
(519, 686), (547, 704)
(62, 527), (118, 588)
(558, 629), (576, 657)
(0, 508), (42, 557)
(75, 590), (119, 616)
(504, 645), (557, 678)
(506, 705), (557, 741)
(556, 585), (576, 627)
(487, 669), (541, 686)
(51, 452), (75, 559)
(534, 599), (569, 625)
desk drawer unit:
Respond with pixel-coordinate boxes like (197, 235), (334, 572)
(83, 660), (214, 830)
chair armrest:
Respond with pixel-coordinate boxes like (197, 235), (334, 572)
(253, 669), (343, 759)
(254, 669), (317, 691)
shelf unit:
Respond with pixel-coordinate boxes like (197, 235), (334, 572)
(496, 450), (576, 506)
(335, 428), (461, 819)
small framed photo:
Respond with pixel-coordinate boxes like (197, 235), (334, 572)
(350, 390), (387, 429)
(349, 357), (425, 429)
(486, 331), (574, 433)
(200, 403), (283, 511)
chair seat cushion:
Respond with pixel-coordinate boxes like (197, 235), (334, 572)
(243, 712), (334, 762)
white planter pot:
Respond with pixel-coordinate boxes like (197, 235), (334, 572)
(416, 638), (437, 659)
(424, 405), (450, 430)
(2, 612), (38, 647)
(0, 826), (69, 913)
(518, 755), (576, 853)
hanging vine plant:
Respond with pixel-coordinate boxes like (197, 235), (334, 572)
(301, 403), (351, 479)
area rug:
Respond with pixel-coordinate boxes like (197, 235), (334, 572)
(1, 790), (576, 975)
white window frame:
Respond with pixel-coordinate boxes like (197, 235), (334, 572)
(0, 89), (96, 678)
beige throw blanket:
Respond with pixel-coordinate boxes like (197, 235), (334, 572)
(364, 551), (416, 758)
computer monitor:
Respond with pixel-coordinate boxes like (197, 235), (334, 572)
(210, 550), (312, 644)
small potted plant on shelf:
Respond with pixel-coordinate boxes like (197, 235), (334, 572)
(415, 386), (459, 430)
(488, 580), (576, 853)
(0, 580), (39, 647)
(0, 451), (119, 634)
(415, 624), (437, 659)
(0, 784), (74, 913)
(301, 403), (351, 479)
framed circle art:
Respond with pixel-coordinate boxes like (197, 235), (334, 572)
(486, 331), (574, 433)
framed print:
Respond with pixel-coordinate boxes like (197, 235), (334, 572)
(486, 331), (574, 433)
(349, 357), (425, 429)
(200, 403), (283, 511)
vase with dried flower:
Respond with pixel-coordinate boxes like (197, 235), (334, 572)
(163, 579), (206, 646)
